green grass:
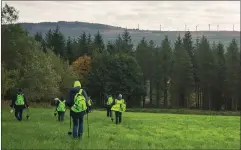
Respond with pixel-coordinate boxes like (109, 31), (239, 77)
(2, 108), (240, 149)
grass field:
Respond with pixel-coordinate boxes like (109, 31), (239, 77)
(2, 108), (240, 149)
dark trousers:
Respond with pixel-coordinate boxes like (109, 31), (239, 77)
(115, 111), (122, 124)
(106, 106), (112, 117)
(71, 111), (85, 138)
(87, 106), (92, 113)
(15, 106), (25, 121)
(58, 111), (65, 121)
(14, 105), (25, 121)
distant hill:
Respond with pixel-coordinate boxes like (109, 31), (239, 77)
(19, 21), (240, 48)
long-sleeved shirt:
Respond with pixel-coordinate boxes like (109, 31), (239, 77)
(66, 86), (88, 108)
(10, 92), (28, 108)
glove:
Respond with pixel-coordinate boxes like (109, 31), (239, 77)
(54, 112), (57, 116)
(10, 109), (14, 113)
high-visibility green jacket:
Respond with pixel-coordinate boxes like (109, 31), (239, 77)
(107, 96), (113, 105)
(57, 100), (66, 112)
(15, 94), (25, 105)
(111, 99), (126, 112)
(71, 89), (87, 113)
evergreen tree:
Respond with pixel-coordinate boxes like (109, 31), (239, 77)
(93, 31), (105, 53)
(225, 39), (240, 110)
(87, 33), (93, 56)
(196, 36), (215, 110)
(45, 26), (66, 58)
(106, 41), (115, 54)
(183, 31), (195, 96)
(78, 32), (88, 56)
(212, 42), (226, 110)
(160, 36), (172, 108)
(66, 36), (73, 63)
(87, 33), (92, 46)
(45, 29), (53, 49)
(148, 40), (156, 105)
(171, 35), (194, 108)
(193, 37), (201, 108)
(121, 29), (133, 53)
(52, 25), (66, 57)
(34, 32), (43, 42)
(71, 38), (79, 62)
(136, 37), (149, 107)
(114, 34), (123, 52)
(34, 32), (46, 52)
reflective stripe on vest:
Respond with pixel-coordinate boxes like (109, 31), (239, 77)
(57, 100), (66, 112)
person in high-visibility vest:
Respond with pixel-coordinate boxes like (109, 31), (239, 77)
(106, 95), (114, 119)
(56, 96), (66, 121)
(66, 80), (89, 139)
(10, 88), (29, 121)
(111, 94), (126, 124)
(87, 96), (93, 113)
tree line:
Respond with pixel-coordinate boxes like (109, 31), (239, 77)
(2, 4), (240, 111)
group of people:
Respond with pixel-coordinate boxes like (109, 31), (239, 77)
(106, 94), (126, 124)
(54, 95), (92, 122)
(10, 80), (126, 140)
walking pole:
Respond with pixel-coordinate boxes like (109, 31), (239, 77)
(87, 111), (90, 138)
(68, 109), (72, 135)
(26, 107), (30, 120)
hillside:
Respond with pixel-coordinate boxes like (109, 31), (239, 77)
(19, 21), (240, 48)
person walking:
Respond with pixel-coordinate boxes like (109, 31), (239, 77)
(66, 80), (89, 139)
(10, 88), (29, 121)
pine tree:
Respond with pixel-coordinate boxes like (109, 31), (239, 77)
(45, 26), (65, 57)
(34, 32), (46, 52)
(52, 25), (66, 57)
(225, 39), (240, 110)
(87, 33), (93, 56)
(121, 29), (133, 53)
(193, 37), (201, 108)
(107, 41), (115, 54)
(93, 31), (105, 53)
(66, 36), (73, 63)
(153, 46), (162, 108)
(196, 36), (215, 110)
(78, 32), (88, 56)
(212, 42), (226, 110)
(45, 29), (53, 49)
(171, 35), (194, 108)
(87, 33), (92, 46)
(183, 31), (195, 100)
(148, 40), (156, 105)
(34, 32), (43, 42)
(136, 37), (149, 107)
(160, 36), (172, 108)
(71, 38), (79, 61)
(114, 34), (123, 52)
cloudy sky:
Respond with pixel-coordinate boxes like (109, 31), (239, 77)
(3, 1), (240, 31)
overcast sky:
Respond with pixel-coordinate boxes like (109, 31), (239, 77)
(3, 1), (240, 31)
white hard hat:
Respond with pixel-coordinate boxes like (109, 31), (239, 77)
(54, 98), (59, 101)
(118, 94), (122, 98)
